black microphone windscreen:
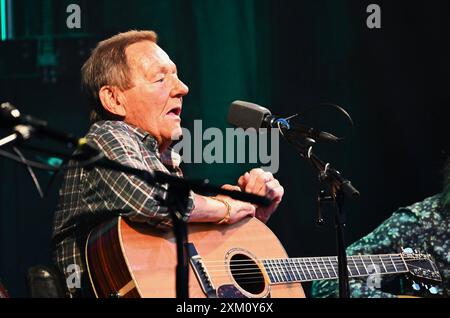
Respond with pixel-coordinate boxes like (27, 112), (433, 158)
(227, 100), (271, 129)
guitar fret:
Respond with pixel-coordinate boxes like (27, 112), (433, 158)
(269, 263), (277, 283)
(362, 255), (377, 275)
(381, 256), (396, 272)
(285, 259), (295, 282)
(285, 260), (293, 281)
(359, 255), (369, 275)
(369, 255), (380, 274)
(347, 264), (353, 277)
(328, 257), (338, 278)
(296, 259), (308, 281)
(278, 260), (287, 281)
(301, 258), (313, 280)
(276, 259), (286, 282)
(290, 259), (299, 280)
(398, 255), (408, 271)
(265, 260), (274, 282)
(292, 259), (301, 281)
(391, 255), (408, 272)
(277, 259), (288, 282)
(315, 258), (325, 279)
(346, 258), (357, 277)
(289, 259), (298, 281)
(352, 255), (368, 276)
(263, 260), (276, 283)
(390, 255), (398, 272)
(270, 260), (281, 282)
(288, 259), (300, 281)
(321, 257), (331, 278)
(283, 260), (294, 282)
(378, 255), (388, 273)
(307, 258), (319, 280)
(351, 257), (361, 276)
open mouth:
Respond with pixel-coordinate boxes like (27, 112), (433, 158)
(166, 106), (182, 117)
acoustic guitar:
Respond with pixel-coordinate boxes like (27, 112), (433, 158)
(85, 216), (441, 298)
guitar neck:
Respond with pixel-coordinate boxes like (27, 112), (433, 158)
(261, 254), (409, 284)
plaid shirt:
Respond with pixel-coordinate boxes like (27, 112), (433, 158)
(52, 120), (194, 298)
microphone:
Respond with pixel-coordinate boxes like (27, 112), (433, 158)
(1, 102), (81, 147)
(227, 100), (339, 142)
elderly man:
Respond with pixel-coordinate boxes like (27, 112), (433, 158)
(52, 30), (284, 297)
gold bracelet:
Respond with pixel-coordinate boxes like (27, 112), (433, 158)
(209, 196), (231, 224)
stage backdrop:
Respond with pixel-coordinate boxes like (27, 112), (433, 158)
(0, 0), (448, 297)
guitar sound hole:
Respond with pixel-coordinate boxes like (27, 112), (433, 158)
(229, 254), (265, 295)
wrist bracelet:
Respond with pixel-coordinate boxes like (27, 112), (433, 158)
(209, 196), (231, 224)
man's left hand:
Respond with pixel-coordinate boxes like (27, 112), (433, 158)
(237, 168), (284, 223)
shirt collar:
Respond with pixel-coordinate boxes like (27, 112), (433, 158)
(116, 121), (181, 168)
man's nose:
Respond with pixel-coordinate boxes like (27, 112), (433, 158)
(171, 77), (189, 98)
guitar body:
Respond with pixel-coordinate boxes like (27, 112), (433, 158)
(86, 216), (305, 298)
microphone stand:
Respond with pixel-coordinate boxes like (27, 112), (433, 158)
(281, 128), (360, 298)
(166, 182), (191, 299)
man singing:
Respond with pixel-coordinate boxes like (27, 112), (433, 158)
(52, 30), (284, 297)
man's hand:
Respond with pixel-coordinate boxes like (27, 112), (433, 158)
(237, 168), (284, 223)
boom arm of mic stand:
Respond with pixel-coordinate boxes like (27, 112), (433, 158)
(283, 131), (359, 199)
(78, 152), (272, 207)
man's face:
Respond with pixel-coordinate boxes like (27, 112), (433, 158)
(122, 41), (188, 148)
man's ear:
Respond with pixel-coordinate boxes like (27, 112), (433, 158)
(98, 85), (126, 117)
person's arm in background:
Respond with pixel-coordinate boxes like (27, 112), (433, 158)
(311, 210), (422, 298)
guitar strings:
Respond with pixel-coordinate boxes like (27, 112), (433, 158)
(200, 258), (422, 267)
(203, 259), (416, 268)
(191, 259), (434, 279)
(194, 265), (435, 283)
(199, 254), (428, 264)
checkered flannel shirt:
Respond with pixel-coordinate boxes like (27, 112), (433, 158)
(52, 120), (194, 297)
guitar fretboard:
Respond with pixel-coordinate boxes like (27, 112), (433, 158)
(261, 254), (408, 284)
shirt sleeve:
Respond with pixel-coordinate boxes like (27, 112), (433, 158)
(311, 210), (422, 298)
(80, 125), (193, 229)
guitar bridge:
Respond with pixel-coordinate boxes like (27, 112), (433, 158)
(187, 243), (217, 298)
